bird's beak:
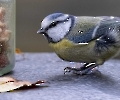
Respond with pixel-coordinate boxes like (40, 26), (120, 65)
(37, 28), (45, 34)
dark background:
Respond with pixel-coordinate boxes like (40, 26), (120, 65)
(16, 0), (120, 54)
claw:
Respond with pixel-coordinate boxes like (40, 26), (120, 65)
(64, 63), (99, 75)
(64, 67), (72, 74)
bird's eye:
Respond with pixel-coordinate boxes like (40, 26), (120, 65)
(49, 21), (59, 28)
(51, 22), (57, 26)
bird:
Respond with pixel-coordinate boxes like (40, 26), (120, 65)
(37, 13), (120, 75)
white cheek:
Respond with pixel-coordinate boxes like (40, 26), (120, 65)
(47, 20), (71, 42)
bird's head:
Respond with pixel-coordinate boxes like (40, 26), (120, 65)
(37, 13), (75, 43)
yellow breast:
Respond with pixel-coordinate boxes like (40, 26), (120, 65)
(49, 39), (97, 63)
(49, 39), (120, 65)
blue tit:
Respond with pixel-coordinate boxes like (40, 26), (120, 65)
(37, 13), (120, 75)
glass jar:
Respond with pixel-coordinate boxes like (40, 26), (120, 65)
(0, 0), (15, 76)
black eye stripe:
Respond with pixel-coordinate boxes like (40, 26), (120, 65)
(49, 21), (60, 28)
(45, 16), (71, 31)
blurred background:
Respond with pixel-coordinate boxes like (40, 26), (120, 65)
(16, 0), (120, 55)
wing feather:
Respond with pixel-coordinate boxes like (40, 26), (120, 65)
(65, 16), (120, 45)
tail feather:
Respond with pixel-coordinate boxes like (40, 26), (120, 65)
(108, 23), (120, 47)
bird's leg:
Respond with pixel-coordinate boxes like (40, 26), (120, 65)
(64, 63), (98, 75)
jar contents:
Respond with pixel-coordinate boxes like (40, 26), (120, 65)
(0, 7), (11, 69)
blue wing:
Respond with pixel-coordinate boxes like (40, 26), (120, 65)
(66, 27), (95, 43)
(66, 16), (120, 44)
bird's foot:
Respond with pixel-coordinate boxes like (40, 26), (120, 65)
(64, 63), (98, 75)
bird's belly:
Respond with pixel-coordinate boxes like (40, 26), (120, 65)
(56, 45), (97, 63)
(49, 39), (98, 63)
(49, 39), (120, 65)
